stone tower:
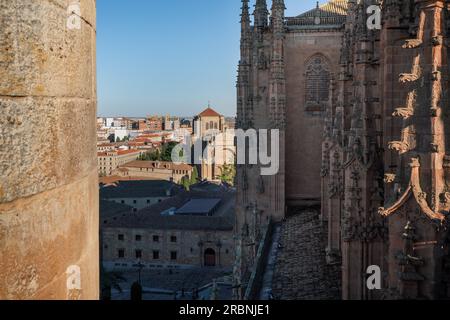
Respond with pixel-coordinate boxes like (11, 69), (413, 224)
(378, 0), (450, 299)
(0, 0), (99, 299)
(322, 0), (388, 300)
(234, 0), (286, 299)
(237, 0), (449, 300)
(323, 0), (450, 299)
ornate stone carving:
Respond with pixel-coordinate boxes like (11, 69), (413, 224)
(392, 108), (414, 119)
(388, 141), (409, 154)
(396, 221), (425, 299)
(384, 173), (396, 184)
(403, 39), (422, 49)
(431, 35), (443, 46)
(399, 72), (420, 83)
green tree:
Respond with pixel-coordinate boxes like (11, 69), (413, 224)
(190, 166), (199, 185)
(137, 142), (178, 162)
(181, 176), (191, 191)
(160, 141), (179, 162)
(216, 164), (236, 185)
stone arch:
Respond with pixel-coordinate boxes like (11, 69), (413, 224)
(304, 54), (332, 107)
(204, 248), (216, 267)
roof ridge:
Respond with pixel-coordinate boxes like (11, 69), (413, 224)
(198, 106), (222, 117)
(286, 0), (348, 28)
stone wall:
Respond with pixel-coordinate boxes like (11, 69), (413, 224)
(284, 30), (343, 205)
(102, 227), (234, 270)
(0, 0), (99, 299)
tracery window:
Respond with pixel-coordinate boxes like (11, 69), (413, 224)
(305, 55), (330, 104)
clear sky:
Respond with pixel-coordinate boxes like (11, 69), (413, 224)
(97, 0), (322, 117)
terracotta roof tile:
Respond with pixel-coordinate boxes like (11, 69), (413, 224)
(120, 160), (193, 171)
(198, 107), (221, 117)
(286, 0), (348, 28)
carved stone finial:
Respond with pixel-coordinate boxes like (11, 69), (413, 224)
(409, 157), (421, 168)
(384, 173), (396, 184)
(388, 141), (410, 154)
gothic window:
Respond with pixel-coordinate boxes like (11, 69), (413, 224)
(305, 55), (331, 105)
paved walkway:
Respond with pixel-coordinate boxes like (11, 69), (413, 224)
(271, 208), (341, 300)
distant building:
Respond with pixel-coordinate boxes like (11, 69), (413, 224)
(100, 199), (134, 220)
(97, 143), (117, 153)
(192, 107), (235, 181)
(163, 116), (181, 131)
(100, 180), (180, 211)
(114, 129), (130, 141)
(147, 116), (163, 131)
(105, 117), (114, 128)
(113, 160), (193, 183)
(101, 185), (235, 270)
(172, 118), (180, 130)
(98, 149), (143, 176)
(114, 117), (134, 130)
(193, 107), (225, 137)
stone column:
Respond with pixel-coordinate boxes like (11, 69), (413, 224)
(0, 0), (99, 299)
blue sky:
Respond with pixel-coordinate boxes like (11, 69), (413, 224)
(97, 0), (322, 117)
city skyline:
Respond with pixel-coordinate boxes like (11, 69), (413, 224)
(97, 0), (322, 117)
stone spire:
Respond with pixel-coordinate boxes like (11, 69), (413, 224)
(271, 0), (285, 35)
(269, 0), (286, 129)
(240, 0), (251, 37)
(237, 0), (253, 129)
(240, 0), (251, 63)
(254, 0), (269, 28)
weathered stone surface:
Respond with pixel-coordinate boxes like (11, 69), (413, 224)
(0, 172), (99, 299)
(272, 209), (341, 300)
(0, 0), (96, 99)
(0, 0), (99, 299)
(0, 97), (96, 203)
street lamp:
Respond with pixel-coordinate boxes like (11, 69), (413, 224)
(136, 259), (144, 285)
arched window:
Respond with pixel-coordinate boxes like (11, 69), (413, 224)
(206, 123), (209, 130)
(204, 248), (216, 267)
(305, 55), (330, 104)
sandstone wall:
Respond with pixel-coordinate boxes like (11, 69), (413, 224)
(0, 0), (99, 299)
(284, 31), (343, 205)
(102, 228), (235, 270)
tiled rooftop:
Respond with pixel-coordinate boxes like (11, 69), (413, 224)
(100, 180), (180, 199)
(103, 188), (235, 231)
(286, 0), (348, 29)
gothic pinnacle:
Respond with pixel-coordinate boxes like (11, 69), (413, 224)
(241, 0), (250, 26)
(271, 0), (285, 31)
(254, 0), (269, 28)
